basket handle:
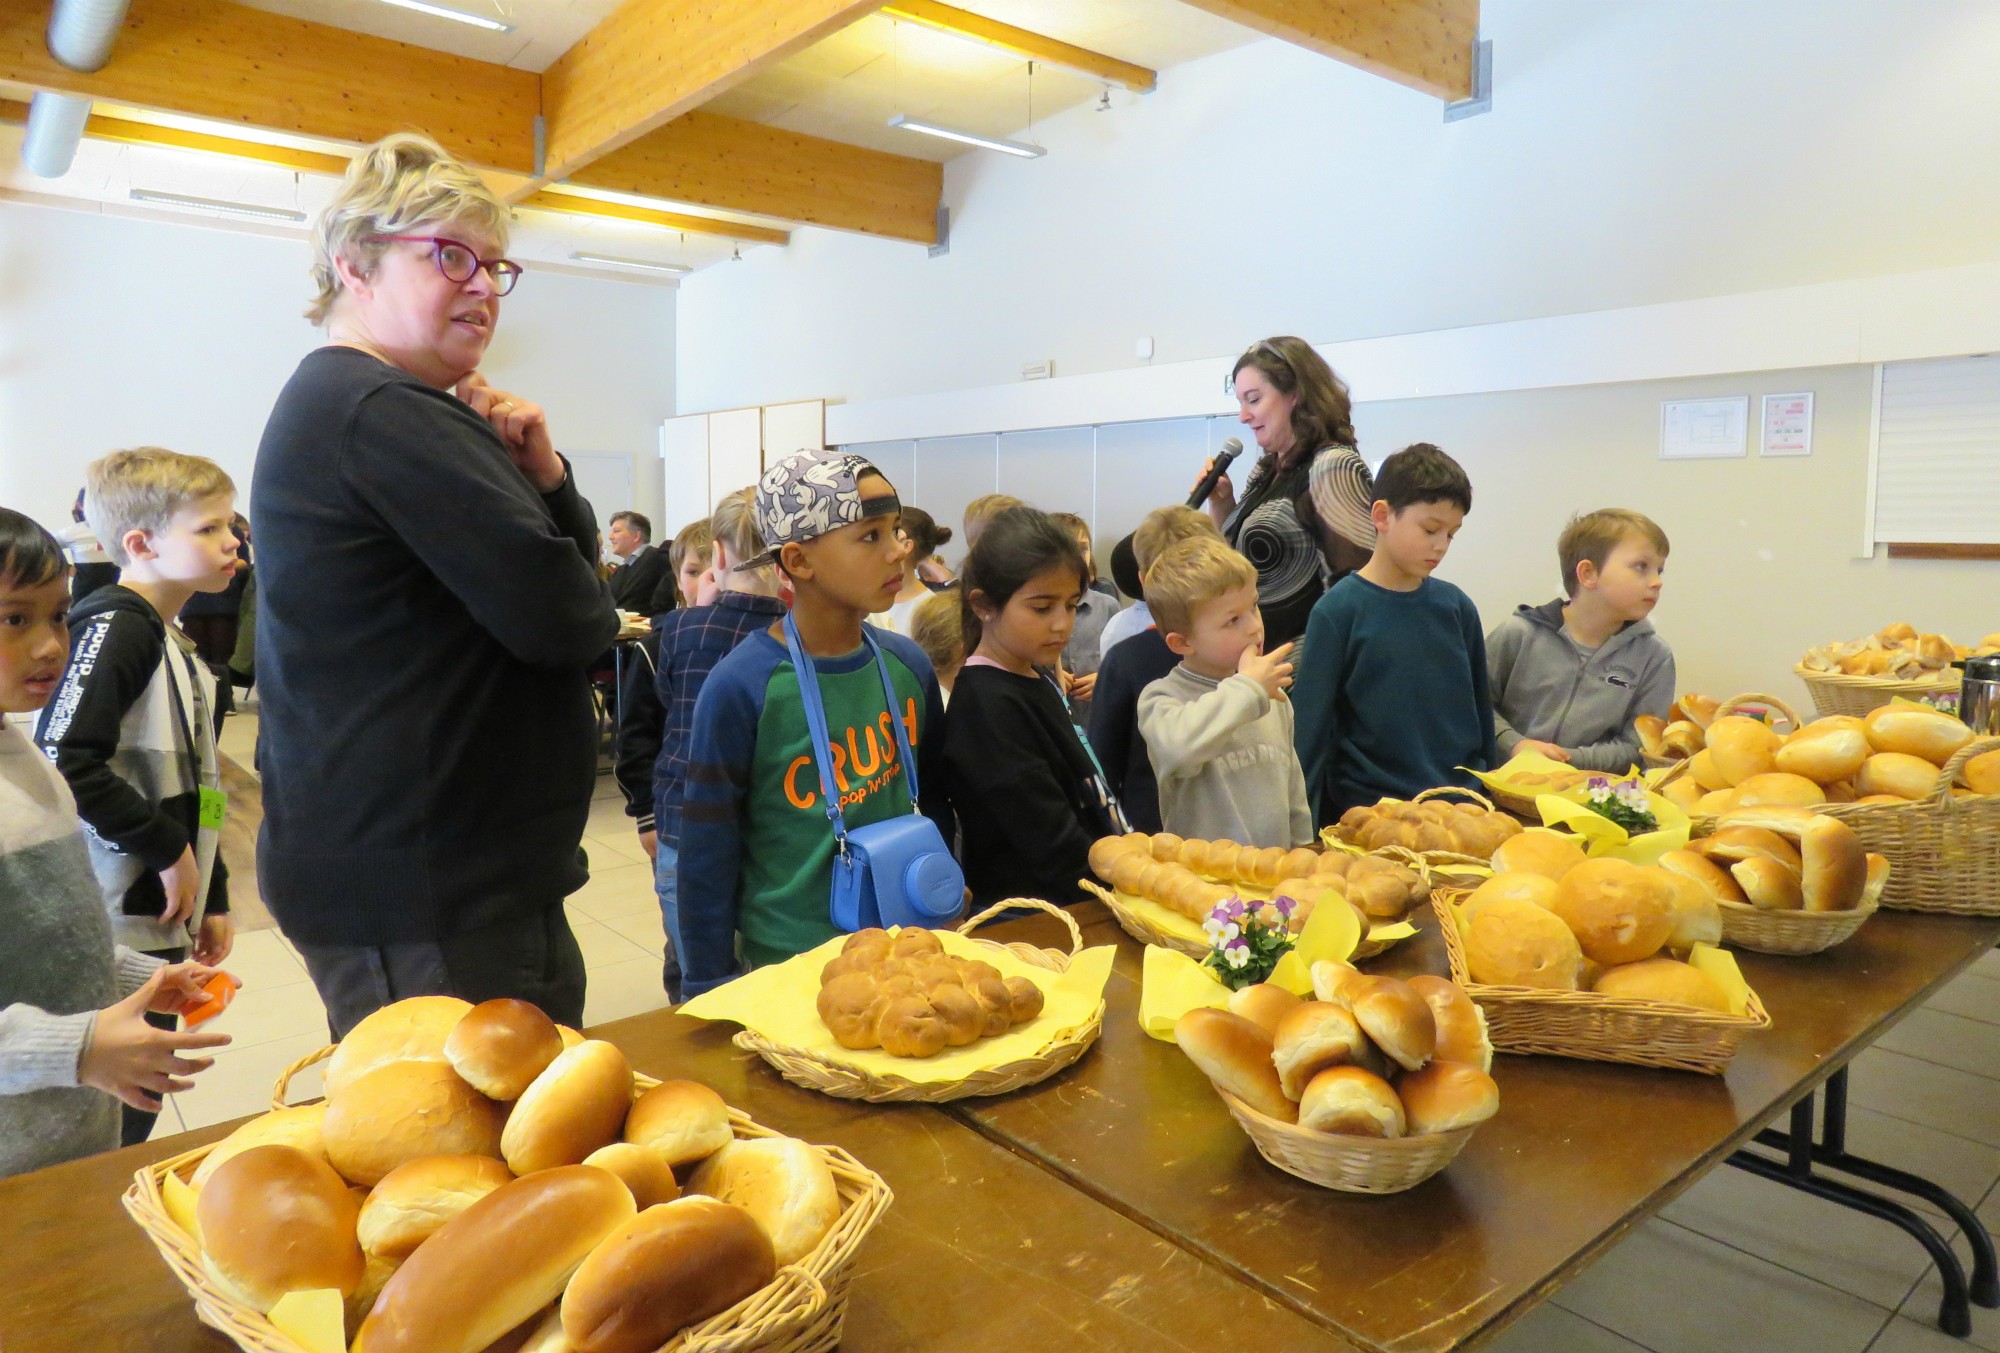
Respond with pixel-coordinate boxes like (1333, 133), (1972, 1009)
(1653, 756), (1694, 791)
(958, 897), (1084, 957)
(679, 1266), (829, 1353)
(1411, 785), (1499, 813)
(1924, 734), (2000, 809)
(1715, 691), (1805, 734)
(270, 1044), (336, 1111)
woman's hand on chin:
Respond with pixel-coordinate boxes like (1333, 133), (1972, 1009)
(457, 371), (564, 492)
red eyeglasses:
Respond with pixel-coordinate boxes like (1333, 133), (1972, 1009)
(369, 235), (523, 295)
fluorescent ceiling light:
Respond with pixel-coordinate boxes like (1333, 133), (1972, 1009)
(372, 0), (512, 31)
(128, 189), (306, 223)
(887, 114), (1045, 159)
(571, 252), (691, 275)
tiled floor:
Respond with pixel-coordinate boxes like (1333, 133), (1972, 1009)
(181, 711), (2000, 1352)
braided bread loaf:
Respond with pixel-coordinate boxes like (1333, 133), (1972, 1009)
(1087, 834), (1426, 923)
(1331, 798), (1522, 860)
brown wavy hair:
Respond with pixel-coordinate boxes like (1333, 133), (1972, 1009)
(1228, 337), (1357, 472)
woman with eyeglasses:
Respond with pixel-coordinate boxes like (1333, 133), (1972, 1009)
(1198, 337), (1377, 647)
(249, 133), (617, 1037)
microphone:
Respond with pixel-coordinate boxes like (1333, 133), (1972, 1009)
(1187, 437), (1244, 508)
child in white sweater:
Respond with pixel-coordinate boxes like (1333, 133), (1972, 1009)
(0, 508), (224, 1177)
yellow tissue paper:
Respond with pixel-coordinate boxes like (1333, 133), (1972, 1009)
(1266, 896), (1362, 995)
(1687, 943), (1754, 1017)
(1472, 751), (1615, 797)
(268, 1289), (345, 1353)
(1138, 945), (1231, 1042)
(161, 1167), (201, 1243)
(678, 926), (1115, 1083)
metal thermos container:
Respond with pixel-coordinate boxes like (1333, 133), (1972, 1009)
(1957, 655), (2000, 735)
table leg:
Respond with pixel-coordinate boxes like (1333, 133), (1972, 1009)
(1727, 1067), (1993, 1338)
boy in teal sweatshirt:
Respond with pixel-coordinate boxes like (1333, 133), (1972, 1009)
(1292, 444), (1497, 826)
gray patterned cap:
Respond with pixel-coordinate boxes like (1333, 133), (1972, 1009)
(750, 448), (900, 565)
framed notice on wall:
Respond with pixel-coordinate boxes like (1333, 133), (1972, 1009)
(1762, 392), (1814, 457)
(1660, 397), (1749, 460)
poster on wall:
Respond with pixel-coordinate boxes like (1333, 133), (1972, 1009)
(1761, 392), (1814, 457)
(1660, 397), (1750, 460)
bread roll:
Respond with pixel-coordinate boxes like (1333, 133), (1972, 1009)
(1961, 748), (2000, 797)
(352, 1166), (636, 1353)
(325, 1060), (505, 1187)
(1406, 975), (1491, 1072)
(198, 1145), (364, 1312)
(191, 1103), (330, 1190)
(1720, 806), (1867, 911)
(1464, 896), (1582, 989)
(583, 1143), (682, 1210)
(1731, 857), (1805, 910)
(1226, 982), (1301, 1036)
(1680, 693), (1721, 728)
(1732, 773), (1826, 808)
(1861, 853), (1892, 907)
(1271, 1001), (1375, 1100)
(1659, 774), (1705, 811)
(1688, 749), (1730, 792)
(1866, 705), (1974, 765)
(625, 1080), (733, 1167)
(1396, 1060), (1501, 1135)
(346, 1254), (402, 1342)
(1297, 1066), (1404, 1138)
(446, 999), (564, 1102)
(1551, 858), (1674, 966)
(1695, 788), (1742, 816)
(1491, 829), (1587, 881)
(1594, 957), (1732, 1013)
(1858, 751), (1942, 801)
(1635, 714), (1668, 759)
(325, 996), (473, 1097)
(687, 1136), (841, 1266)
(502, 1040), (634, 1176)
(1915, 632), (1956, 668)
(1661, 720), (1705, 758)
(1693, 826), (1803, 875)
(1707, 716), (1781, 786)
(1462, 871), (1560, 924)
(1658, 869), (1724, 950)
(559, 1198), (776, 1353)
(1775, 724), (1870, 784)
(1656, 849), (1747, 904)
(816, 972), (883, 1049)
(357, 1154), (514, 1259)
(1174, 1007), (1296, 1123)
(1878, 621), (1918, 644)
(1823, 778), (1859, 803)
(1346, 977), (1437, 1072)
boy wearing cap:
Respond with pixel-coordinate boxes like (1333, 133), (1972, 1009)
(676, 451), (953, 999)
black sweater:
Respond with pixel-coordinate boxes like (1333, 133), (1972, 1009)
(250, 347), (619, 944)
(608, 545), (671, 612)
(939, 664), (1117, 907)
(1085, 628), (1178, 836)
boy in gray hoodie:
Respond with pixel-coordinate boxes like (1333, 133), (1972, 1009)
(1138, 538), (1314, 848)
(1486, 509), (1676, 773)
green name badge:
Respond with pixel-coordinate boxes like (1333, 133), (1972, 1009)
(198, 785), (228, 831)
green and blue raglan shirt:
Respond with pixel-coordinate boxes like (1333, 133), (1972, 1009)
(676, 625), (951, 997)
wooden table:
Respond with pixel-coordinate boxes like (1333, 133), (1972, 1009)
(0, 1006), (1344, 1353)
(943, 899), (2000, 1353)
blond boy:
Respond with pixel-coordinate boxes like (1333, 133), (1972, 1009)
(1136, 538), (1313, 848)
(1487, 508), (1676, 772)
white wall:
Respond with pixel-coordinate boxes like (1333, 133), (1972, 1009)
(677, 0), (2000, 414)
(0, 200), (675, 540)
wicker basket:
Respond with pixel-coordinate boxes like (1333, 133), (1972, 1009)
(1718, 898), (1877, 955)
(1432, 890), (1770, 1074)
(734, 899), (1104, 1103)
(1795, 663), (1959, 719)
(123, 1064), (893, 1353)
(1214, 1088), (1479, 1194)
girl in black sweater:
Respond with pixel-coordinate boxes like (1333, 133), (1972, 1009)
(940, 508), (1128, 906)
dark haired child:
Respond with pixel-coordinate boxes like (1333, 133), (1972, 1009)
(675, 452), (951, 999)
(939, 506), (1129, 906)
(1292, 444), (1498, 825)
(0, 507), (226, 1175)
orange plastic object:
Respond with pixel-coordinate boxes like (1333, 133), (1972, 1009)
(182, 972), (241, 1027)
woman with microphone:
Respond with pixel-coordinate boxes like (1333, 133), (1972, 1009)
(1196, 337), (1376, 647)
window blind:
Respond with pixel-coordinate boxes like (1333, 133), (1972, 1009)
(1874, 354), (2000, 545)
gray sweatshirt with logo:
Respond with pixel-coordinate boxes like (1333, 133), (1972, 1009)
(1485, 600), (1676, 773)
(1137, 665), (1315, 847)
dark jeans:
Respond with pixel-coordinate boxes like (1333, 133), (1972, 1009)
(122, 945), (187, 1148)
(293, 905), (588, 1042)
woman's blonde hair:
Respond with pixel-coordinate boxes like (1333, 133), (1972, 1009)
(1228, 337), (1357, 471)
(309, 132), (509, 324)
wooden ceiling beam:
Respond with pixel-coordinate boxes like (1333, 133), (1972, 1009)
(566, 110), (942, 245)
(539, 0), (882, 186)
(0, 0), (540, 171)
(519, 190), (791, 246)
(1174, 0), (1477, 101)
(879, 1), (1155, 92)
